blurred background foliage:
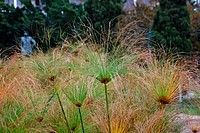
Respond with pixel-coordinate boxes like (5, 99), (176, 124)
(0, 0), (200, 57)
(152, 0), (192, 53)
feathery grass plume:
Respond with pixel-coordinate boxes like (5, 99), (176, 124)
(0, 54), (54, 131)
(89, 73), (139, 133)
(22, 49), (72, 132)
(126, 54), (184, 132)
(49, 78), (93, 133)
(21, 84), (57, 126)
(76, 50), (136, 84)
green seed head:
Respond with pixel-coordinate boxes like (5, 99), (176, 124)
(96, 71), (112, 84)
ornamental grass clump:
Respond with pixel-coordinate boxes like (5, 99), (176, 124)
(91, 98), (139, 133)
(140, 58), (182, 109)
(133, 110), (176, 133)
(70, 50), (136, 133)
(26, 50), (68, 89)
(22, 50), (73, 132)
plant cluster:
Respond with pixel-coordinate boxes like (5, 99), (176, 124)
(0, 41), (197, 132)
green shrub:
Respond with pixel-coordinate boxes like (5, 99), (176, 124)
(84, 0), (122, 32)
(152, 0), (192, 54)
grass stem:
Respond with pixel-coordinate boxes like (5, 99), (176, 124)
(56, 92), (71, 133)
(104, 84), (111, 133)
(78, 107), (85, 133)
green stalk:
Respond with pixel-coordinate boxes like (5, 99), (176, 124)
(104, 84), (111, 133)
(78, 107), (85, 133)
(56, 92), (71, 133)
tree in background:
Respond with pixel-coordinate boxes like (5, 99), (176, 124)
(84, 0), (123, 52)
(0, 0), (86, 55)
(40, 0), (85, 49)
(0, 2), (23, 56)
(152, 0), (192, 53)
(187, 3), (200, 51)
(0, 0), (47, 57)
(42, 0), (85, 29)
(20, 0), (46, 31)
(84, 0), (122, 33)
(20, 0), (46, 48)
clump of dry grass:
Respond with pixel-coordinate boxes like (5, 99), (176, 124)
(138, 57), (183, 109)
(0, 54), (26, 105)
(91, 97), (139, 133)
(134, 109), (178, 133)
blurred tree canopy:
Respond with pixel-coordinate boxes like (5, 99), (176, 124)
(0, 0), (85, 55)
(152, 0), (192, 54)
(0, 2), (23, 56)
(84, 0), (123, 50)
(39, 0), (85, 50)
(42, 0), (85, 31)
(1, 0), (198, 57)
(84, 0), (123, 33)
(0, 0), (45, 56)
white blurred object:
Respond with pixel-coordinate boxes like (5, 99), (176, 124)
(183, 91), (196, 99)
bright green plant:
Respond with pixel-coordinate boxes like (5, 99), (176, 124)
(86, 53), (130, 133)
(65, 82), (87, 108)
(2, 42), (192, 132)
(24, 50), (71, 132)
